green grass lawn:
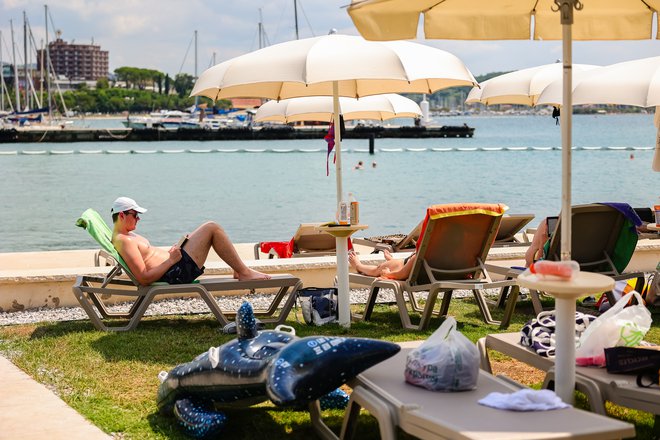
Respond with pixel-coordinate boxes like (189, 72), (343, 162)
(0, 295), (658, 439)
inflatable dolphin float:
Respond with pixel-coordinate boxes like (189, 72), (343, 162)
(157, 302), (400, 438)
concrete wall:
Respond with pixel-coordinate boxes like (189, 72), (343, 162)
(1, 239), (658, 313)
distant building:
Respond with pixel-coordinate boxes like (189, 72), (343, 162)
(230, 98), (262, 109)
(37, 38), (108, 81)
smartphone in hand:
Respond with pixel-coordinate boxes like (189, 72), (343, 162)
(177, 235), (189, 248)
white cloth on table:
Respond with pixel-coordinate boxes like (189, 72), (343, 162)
(478, 389), (571, 411)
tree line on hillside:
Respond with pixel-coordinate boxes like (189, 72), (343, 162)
(58, 67), (231, 114)
(4, 67), (645, 115)
(58, 68), (488, 115)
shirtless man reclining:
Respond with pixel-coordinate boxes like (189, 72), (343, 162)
(348, 249), (416, 280)
(110, 196), (270, 286)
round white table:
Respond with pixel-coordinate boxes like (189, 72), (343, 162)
(517, 271), (614, 404)
(316, 224), (368, 328)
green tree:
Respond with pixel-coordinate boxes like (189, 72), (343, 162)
(173, 73), (194, 98)
(96, 77), (109, 89)
(164, 74), (171, 95)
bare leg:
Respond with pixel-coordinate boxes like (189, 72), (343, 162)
(349, 251), (404, 277)
(525, 219), (549, 267)
(381, 254), (415, 280)
(184, 222), (270, 280)
(349, 251), (382, 276)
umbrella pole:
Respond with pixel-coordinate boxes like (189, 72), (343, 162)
(333, 81), (351, 328)
(556, 0), (576, 406)
(334, 82), (343, 205)
(560, 4), (573, 264)
(654, 106), (660, 172)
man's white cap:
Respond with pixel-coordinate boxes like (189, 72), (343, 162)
(111, 197), (147, 214)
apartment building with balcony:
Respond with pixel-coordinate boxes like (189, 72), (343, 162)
(37, 38), (108, 81)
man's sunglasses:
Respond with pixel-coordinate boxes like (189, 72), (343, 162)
(124, 210), (140, 219)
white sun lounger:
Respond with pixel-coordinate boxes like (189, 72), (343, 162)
(479, 332), (660, 420)
(310, 341), (635, 440)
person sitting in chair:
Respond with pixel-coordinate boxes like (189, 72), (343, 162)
(348, 249), (416, 280)
(111, 196), (270, 286)
(525, 211), (649, 267)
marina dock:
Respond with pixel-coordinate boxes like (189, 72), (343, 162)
(0, 124), (475, 143)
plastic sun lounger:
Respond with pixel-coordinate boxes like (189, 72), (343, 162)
(634, 207), (660, 240)
(352, 221), (422, 254)
(490, 203), (646, 319)
(309, 341), (635, 440)
(349, 203), (519, 330)
(73, 209), (302, 331)
(492, 213), (535, 247)
(254, 223), (338, 259)
(478, 332), (660, 425)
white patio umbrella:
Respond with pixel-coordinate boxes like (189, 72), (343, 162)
(537, 56), (660, 171)
(191, 34), (476, 328)
(466, 63), (599, 106)
(255, 94), (422, 123)
(347, 0), (660, 405)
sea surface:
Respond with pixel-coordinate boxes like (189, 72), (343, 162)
(1, 113), (658, 253)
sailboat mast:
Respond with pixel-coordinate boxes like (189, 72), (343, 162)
(39, 39), (44, 105)
(194, 30), (198, 108)
(258, 9), (265, 49)
(293, 0), (299, 40)
(23, 11), (30, 110)
(45, 4), (52, 120)
(0, 30), (4, 112)
(10, 20), (20, 111)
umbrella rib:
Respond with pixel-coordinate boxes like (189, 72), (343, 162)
(426, 1), (445, 13)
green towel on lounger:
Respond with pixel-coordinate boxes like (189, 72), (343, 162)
(76, 208), (130, 272)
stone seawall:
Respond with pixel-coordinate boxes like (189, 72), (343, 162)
(1, 239), (658, 313)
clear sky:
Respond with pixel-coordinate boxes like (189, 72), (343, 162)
(1, 0), (658, 78)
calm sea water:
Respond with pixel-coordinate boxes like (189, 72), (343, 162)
(1, 113), (658, 253)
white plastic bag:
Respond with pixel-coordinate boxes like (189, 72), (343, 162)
(575, 291), (652, 366)
(404, 317), (480, 391)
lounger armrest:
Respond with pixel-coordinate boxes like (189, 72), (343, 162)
(352, 237), (376, 247)
(349, 272), (377, 286)
(483, 263), (522, 278)
(352, 237), (394, 253)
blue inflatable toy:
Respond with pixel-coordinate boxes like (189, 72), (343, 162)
(157, 302), (400, 438)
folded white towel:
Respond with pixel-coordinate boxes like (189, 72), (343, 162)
(478, 389), (571, 411)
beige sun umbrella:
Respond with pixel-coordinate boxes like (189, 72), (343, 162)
(466, 63), (599, 106)
(347, 0), (660, 406)
(348, 0), (660, 41)
(191, 34), (476, 329)
(348, 0), (660, 258)
(255, 94), (422, 123)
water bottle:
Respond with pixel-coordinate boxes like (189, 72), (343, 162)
(337, 200), (349, 225)
(528, 260), (580, 280)
(348, 192), (359, 225)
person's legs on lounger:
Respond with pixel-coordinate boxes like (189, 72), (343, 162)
(349, 249), (416, 280)
(110, 196), (269, 286)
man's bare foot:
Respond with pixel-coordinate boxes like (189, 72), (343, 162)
(236, 268), (271, 281)
(383, 250), (394, 261)
(349, 252), (373, 275)
(348, 252), (360, 269)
